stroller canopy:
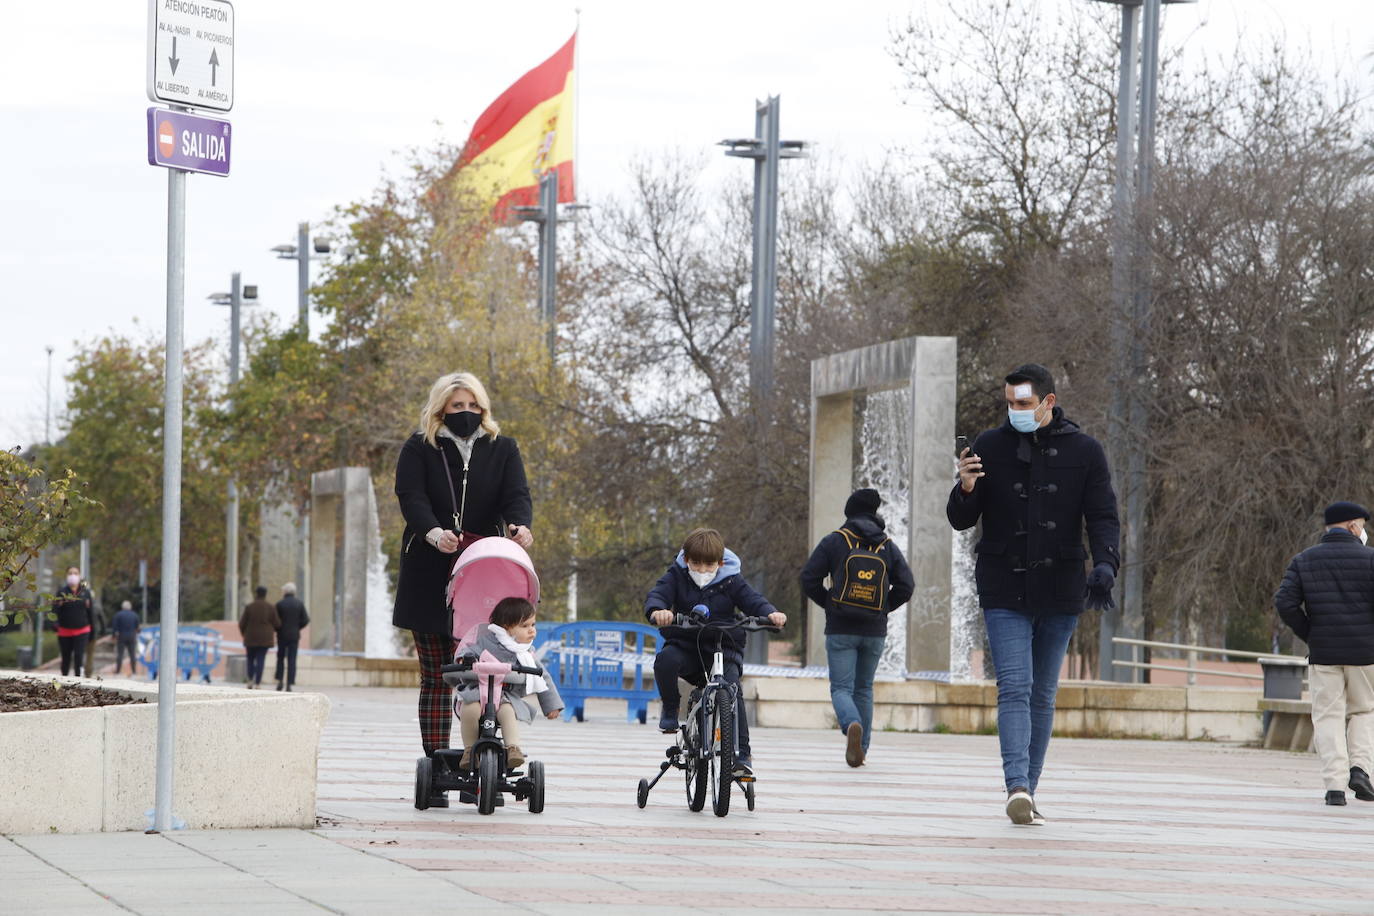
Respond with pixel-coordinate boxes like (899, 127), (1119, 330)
(447, 537), (540, 641)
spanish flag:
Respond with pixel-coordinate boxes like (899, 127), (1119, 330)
(456, 32), (576, 221)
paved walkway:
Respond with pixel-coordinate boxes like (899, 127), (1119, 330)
(6, 685), (1374, 914)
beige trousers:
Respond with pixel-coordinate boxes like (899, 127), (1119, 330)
(1309, 664), (1374, 790)
(460, 701), (521, 748)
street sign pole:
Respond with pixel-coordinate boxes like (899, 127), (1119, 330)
(146, 0), (233, 834)
(153, 163), (186, 834)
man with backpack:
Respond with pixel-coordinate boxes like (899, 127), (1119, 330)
(801, 488), (914, 767)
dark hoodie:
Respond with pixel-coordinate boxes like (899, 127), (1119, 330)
(800, 514), (915, 638)
(946, 406), (1120, 615)
(643, 548), (777, 658)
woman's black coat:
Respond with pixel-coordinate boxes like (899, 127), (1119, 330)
(391, 432), (532, 635)
(946, 409), (1120, 615)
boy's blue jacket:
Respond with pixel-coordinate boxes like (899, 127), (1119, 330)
(643, 548), (777, 657)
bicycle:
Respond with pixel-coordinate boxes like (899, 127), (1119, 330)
(635, 606), (779, 817)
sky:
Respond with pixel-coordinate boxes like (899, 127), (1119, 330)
(1, 0), (1370, 448)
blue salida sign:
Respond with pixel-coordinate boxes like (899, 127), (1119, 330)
(146, 107), (231, 177)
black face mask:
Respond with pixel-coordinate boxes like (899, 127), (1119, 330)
(443, 411), (482, 438)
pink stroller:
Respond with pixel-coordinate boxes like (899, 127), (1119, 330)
(413, 537), (547, 815)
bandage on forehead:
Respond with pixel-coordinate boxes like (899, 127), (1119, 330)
(1013, 383), (1034, 400)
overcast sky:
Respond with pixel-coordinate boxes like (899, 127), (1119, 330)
(1, 0), (1369, 448)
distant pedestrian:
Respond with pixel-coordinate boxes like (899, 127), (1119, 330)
(238, 585), (280, 689)
(110, 600), (141, 676)
(1274, 501), (1374, 806)
(947, 363), (1120, 825)
(274, 582), (310, 692)
(52, 566), (95, 677)
(800, 488), (914, 767)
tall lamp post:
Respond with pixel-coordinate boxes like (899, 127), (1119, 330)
(1091, 0), (1194, 682)
(271, 222), (331, 335)
(209, 275), (258, 621)
(721, 96), (807, 665)
(271, 224), (329, 614)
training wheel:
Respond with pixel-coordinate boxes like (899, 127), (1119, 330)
(636, 777), (649, 809)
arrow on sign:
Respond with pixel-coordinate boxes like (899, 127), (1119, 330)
(209, 48), (219, 86)
(169, 36), (180, 75)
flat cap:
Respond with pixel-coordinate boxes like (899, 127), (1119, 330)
(1324, 501), (1371, 526)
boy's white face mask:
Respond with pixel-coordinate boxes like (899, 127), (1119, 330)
(688, 567), (718, 588)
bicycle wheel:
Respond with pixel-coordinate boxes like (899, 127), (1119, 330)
(710, 688), (734, 817)
(477, 748), (500, 815)
(413, 757), (432, 811)
(684, 708), (707, 812)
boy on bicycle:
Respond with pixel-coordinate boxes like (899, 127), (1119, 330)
(646, 527), (786, 776)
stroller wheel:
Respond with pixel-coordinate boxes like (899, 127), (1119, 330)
(636, 777), (649, 809)
(477, 749), (500, 815)
(414, 757), (433, 811)
(527, 760), (546, 814)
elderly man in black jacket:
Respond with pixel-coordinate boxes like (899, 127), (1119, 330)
(948, 363), (1120, 825)
(1274, 501), (1374, 806)
(274, 582), (310, 692)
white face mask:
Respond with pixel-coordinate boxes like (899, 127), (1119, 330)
(66, 574), (81, 589)
(688, 568), (717, 588)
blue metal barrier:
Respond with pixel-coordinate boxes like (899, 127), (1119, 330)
(140, 625), (222, 683)
(534, 621), (660, 723)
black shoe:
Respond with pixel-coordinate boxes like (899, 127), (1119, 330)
(659, 711), (679, 733)
(276, 681), (284, 691)
(733, 755), (753, 777)
(1350, 768), (1374, 801)
(844, 722), (865, 768)
(1326, 790), (1347, 806)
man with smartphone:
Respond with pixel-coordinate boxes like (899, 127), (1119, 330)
(947, 363), (1120, 825)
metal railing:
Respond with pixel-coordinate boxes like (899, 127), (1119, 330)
(1110, 637), (1305, 685)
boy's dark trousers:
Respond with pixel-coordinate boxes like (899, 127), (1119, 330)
(274, 637), (300, 688)
(654, 641), (752, 756)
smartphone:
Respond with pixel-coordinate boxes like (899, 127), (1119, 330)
(955, 435), (970, 457)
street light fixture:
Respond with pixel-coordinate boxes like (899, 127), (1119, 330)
(271, 223), (331, 334)
(209, 273), (258, 621)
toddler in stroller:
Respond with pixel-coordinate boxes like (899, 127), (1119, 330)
(415, 535), (561, 814)
(455, 596), (563, 770)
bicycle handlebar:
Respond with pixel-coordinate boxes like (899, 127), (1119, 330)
(668, 608), (781, 633)
(441, 657), (545, 677)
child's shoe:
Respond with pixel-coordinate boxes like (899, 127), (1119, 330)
(733, 755), (753, 778)
(658, 710), (680, 733)
(506, 745), (526, 769)
(458, 749), (473, 771)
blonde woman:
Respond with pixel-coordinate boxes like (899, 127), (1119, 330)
(392, 372), (532, 808)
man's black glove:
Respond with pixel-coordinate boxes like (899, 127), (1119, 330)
(1084, 563), (1116, 611)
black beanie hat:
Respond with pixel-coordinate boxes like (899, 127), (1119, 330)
(1324, 501), (1371, 526)
(844, 488), (881, 518)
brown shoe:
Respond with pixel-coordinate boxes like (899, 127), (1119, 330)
(844, 722), (865, 767)
(506, 745), (526, 769)
(458, 749), (472, 771)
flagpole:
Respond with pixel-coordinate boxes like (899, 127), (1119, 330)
(573, 11), (581, 205)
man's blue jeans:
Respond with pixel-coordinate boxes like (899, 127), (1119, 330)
(826, 634), (885, 751)
(983, 608), (1079, 794)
